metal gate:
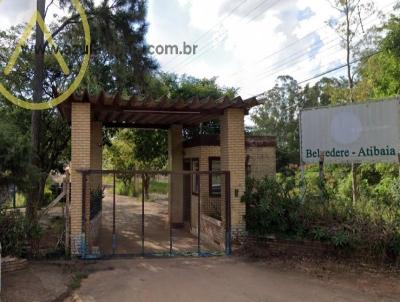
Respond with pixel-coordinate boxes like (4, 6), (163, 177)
(79, 170), (231, 258)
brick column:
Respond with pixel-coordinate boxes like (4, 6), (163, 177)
(168, 124), (183, 226)
(220, 108), (246, 235)
(70, 102), (91, 255)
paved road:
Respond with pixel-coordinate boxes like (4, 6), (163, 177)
(66, 257), (400, 302)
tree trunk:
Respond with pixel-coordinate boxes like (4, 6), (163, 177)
(132, 174), (137, 197)
(351, 164), (358, 204)
(344, 0), (358, 205)
(27, 0), (46, 224)
(346, 7), (354, 102)
(143, 174), (150, 200)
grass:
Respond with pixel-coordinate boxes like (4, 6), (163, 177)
(149, 180), (169, 195)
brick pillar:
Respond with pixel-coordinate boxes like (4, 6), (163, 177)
(90, 121), (102, 191)
(70, 102), (91, 255)
(220, 108), (246, 236)
(168, 124), (183, 225)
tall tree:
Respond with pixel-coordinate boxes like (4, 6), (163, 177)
(132, 129), (168, 200)
(146, 73), (237, 140)
(251, 76), (303, 170)
(359, 12), (400, 97)
(1, 0), (157, 225)
(103, 129), (140, 196)
(28, 0), (46, 223)
(327, 0), (379, 101)
(0, 116), (31, 207)
(327, 0), (379, 204)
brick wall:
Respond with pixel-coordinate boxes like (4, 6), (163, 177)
(1, 257), (28, 273)
(200, 214), (224, 251)
(70, 103), (92, 255)
(246, 146), (276, 179)
(220, 108), (246, 234)
(241, 237), (332, 259)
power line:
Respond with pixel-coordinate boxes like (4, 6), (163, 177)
(253, 36), (339, 80)
(239, 2), (395, 96)
(170, 0), (279, 73)
(246, 50), (381, 101)
(249, 1), (394, 83)
(298, 50), (381, 85)
(174, 0), (389, 76)
(162, 0), (250, 69)
(226, 26), (330, 79)
(170, 0), (276, 72)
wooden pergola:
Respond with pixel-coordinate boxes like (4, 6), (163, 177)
(58, 91), (259, 129)
(58, 91), (260, 255)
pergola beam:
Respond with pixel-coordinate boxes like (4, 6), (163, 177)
(103, 122), (170, 129)
(58, 92), (259, 127)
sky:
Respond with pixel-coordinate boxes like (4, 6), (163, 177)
(0, 0), (396, 100)
(146, 0), (396, 98)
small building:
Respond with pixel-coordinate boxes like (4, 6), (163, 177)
(58, 92), (276, 256)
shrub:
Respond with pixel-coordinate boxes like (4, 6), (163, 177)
(116, 179), (139, 197)
(149, 180), (168, 195)
(0, 210), (42, 257)
(242, 174), (400, 263)
(242, 177), (301, 237)
(115, 179), (168, 197)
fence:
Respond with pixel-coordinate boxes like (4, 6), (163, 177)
(78, 169), (231, 258)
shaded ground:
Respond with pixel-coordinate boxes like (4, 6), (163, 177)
(65, 257), (400, 302)
(94, 192), (210, 256)
(1, 262), (71, 302)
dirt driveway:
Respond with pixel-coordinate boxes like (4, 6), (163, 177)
(66, 256), (400, 302)
(94, 192), (212, 256)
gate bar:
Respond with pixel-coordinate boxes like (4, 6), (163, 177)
(82, 174), (88, 256)
(141, 173), (145, 256)
(112, 172), (116, 255)
(169, 217), (173, 256)
(197, 179), (201, 255)
(225, 172), (232, 255)
(77, 169), (232, 258)
(78, 169), (230, 176)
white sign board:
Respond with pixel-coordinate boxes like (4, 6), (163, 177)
(300, 99), (400, 164)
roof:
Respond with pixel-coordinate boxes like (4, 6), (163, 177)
(58, 91), (260, 129)
(245, 136), (277, 147)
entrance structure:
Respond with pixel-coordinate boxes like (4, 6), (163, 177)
(58, 92), (262, 256)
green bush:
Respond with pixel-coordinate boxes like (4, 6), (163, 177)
(243, 177), (301, 237)
(149, 180), (168, 195)
(243, 174), (400, 263)
(115, 179), (168, 197)
(116, 181), (138, 197)
(0, 210), (42, 257)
